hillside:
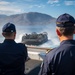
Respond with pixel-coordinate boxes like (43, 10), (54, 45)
(0, 12), (56, 25)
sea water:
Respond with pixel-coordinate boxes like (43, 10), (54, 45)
(0, 23), (60, 48)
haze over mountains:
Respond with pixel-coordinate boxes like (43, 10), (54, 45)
(0, 12), (56, 26)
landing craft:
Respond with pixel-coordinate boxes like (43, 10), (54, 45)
(21, 32), (48, 45)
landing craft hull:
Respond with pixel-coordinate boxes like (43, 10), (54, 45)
(22, 32), (48, 45)
(22, 39), (48, 45)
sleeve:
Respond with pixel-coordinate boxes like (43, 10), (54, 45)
(38, 56), (51, 75)
(23, 44), (28, 61)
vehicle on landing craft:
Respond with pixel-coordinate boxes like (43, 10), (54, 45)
(21, 32), (48, 45)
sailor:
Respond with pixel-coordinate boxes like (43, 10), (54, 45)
(0, 23), (28, 75)
(38, 13), (75, 75)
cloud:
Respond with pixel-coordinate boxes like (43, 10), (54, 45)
(0, 1), (10, 5)
(32, 4), (45, 8)
(26, 4), (45, 9)
(47, 0), (59, 4)
(22, 0), (34, 2)
(0, 6), (22, 14)
(64, 1), (75, 6)
(0, 1), (23, 15)
(0, 0), (45, 15)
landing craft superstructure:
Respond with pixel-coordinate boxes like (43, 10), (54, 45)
(21, 32), (48, 45)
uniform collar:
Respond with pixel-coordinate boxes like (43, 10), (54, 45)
(4, 39), (15, 43)
(60, 40), (75, 45)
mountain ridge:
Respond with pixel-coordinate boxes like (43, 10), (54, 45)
(0, 12), (56, 26)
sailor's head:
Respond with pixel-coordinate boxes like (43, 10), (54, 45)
(56, 13), (75, 39)
(2, 22), (16, 40)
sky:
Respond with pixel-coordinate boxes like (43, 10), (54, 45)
(0, 0), (75, 18)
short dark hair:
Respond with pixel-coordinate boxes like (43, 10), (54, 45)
(2, 32), (14, 37)
(57, 26), (75, 36)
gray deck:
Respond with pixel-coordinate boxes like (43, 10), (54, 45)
(24, 46), (50, 75)
(25, 59), (42, 75)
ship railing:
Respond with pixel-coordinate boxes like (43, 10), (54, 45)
(26, 46), (53, 61)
